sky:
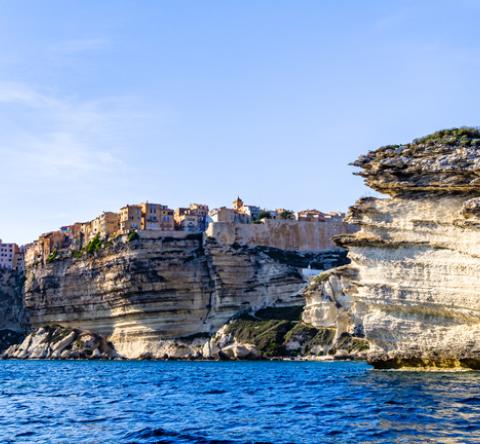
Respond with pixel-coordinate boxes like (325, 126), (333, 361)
(1, 0), (480, 244)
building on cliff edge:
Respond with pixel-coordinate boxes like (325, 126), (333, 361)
(0, 239), (24, 271)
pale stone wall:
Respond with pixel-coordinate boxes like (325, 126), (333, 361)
(206, 219), (357, 252)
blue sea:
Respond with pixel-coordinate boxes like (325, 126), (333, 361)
(1, 361), (479, 444)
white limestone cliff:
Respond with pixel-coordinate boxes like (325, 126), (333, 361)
(303, 127), (480, 369)
(22, 229), (349, 359)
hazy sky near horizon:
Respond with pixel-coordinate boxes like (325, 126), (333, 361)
(1, 0), (480, 244)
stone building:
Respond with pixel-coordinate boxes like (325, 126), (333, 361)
(61, 222), (88, 249)
(189, 203), (209, 218)
(37, 230), (66, 261)
(175, 203), (209, 231)
(275, 208), (295, 220)
(232, 196), (261, 221)
(209, 207), (250, 224)
(0, 240), (23, 270)
(16, 245), (25, 272)
(141, 202), (175, 231)
(88, 212), (120, 241)
(176, 214), (200, 232)
(297, 209), (326, 222)
(119, 205), (143, 234)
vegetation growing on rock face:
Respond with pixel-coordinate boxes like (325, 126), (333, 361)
(283, 322), (319, 344)
(71, 250), (83, 259)
(225, 318), (293, 357)
(127, 230), (139, 242)
(279, 210), (295, 220)
(257, 210), (272, 220)
(85, 234), (102, 255)
(46, 249), (58, 263)
(224, 308), (368, 359)
(329, 332), (369, 354)
(353, 126), (480, 196)
(374, 127), (480, 154)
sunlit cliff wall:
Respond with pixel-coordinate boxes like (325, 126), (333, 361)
(303, 128), (480, 369)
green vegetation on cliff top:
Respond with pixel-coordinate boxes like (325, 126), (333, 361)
(377, 127), (480, 153)
(413, 127), (480, 145)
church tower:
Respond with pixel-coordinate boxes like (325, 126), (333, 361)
(232, 196), (244, 211)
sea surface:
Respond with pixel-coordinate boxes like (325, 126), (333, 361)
(1, 361), (480, 444)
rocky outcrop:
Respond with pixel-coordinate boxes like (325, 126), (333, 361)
(303, 127), (480, 369)
(204, 306), (368, 360)
(22, 231), (348, 359)
(3, 325), (118, 359)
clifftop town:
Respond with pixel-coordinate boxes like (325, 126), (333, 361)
(16, 196), (348, 269)
(0, 194), (358, 360)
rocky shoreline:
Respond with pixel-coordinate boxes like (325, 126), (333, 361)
(1, 304), (369, 362)
(2, 326), (118, 360)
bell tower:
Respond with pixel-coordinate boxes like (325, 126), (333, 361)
(233, 196), (244, 211)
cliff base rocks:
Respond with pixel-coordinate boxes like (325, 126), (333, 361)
(204, 306), (369, 360)
(3, 325), (119, 360)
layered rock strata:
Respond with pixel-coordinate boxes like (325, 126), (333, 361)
(303, 128), (480, 369)
(0, 269), (27, 331)
(0, 269), (27, 352)
(23, 231), (348, 359)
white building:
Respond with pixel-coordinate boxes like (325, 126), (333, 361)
(0, 240), (22, 271)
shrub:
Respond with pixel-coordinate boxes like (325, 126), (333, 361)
(85, 234), (102, 255)
(257, 210), (272, 220)
(279, 210), (294, 220)
(127, 230), (139, 242)
(46, 249), (58, 263)
(413, 127), (480, 145)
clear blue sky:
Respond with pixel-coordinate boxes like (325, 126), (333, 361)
(1, 0), (479, 244)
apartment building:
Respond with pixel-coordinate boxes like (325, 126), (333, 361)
(88, 212), (120, 241)
(0, 240), (21, 270)
(174, 203), (209, 231)
(296, 209), (326, 222)
(141, 203), (175, 231)
(119, 205), (143, 234)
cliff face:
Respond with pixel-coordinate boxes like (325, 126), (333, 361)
(0, 269), (26, 332)
(303, 128), (480, 369)
(0, 269), (27, 352)
(23, 230), (347, 359)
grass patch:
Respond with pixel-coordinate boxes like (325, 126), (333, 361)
(226, 319), (293, 357)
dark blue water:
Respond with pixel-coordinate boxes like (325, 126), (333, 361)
(1, 361), (480, 444)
